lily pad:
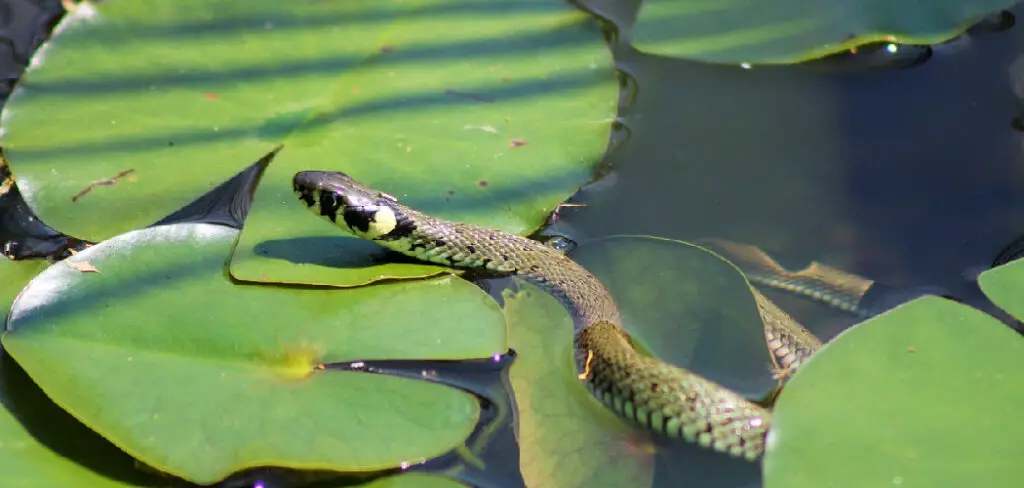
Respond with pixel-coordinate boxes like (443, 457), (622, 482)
(0, 258), (48, 315)
(765, 296), (1024, 487)
(352, 474), (468, 488)
(3, 223), (507, 484)
(571, 235), (780, 398)
(505, 285), (655, 488)
(0, 348), (163, 487)
(978, 257), (1024, 321)
(0, 0), (617, 288)
(628, 0), (1018, 64)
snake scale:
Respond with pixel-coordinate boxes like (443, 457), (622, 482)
(292, 170), (827, 460)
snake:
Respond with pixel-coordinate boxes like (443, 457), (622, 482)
(292, 171), (856, 460)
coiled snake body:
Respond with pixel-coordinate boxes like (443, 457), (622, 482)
(293, 171), (825, 460)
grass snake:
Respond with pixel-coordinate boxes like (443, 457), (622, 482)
(292, 170), (875, 460)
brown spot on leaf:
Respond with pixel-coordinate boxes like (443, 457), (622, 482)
(379, 45), (395, 53)
(477, 180), (489, 188)
(508, 138), (528, 148)
(204, 93), (219, 101)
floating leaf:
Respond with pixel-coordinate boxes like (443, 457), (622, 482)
(3, 223), (506, 484)
(0, 348), (163, 487)
(765, 296), (1024, 487)
(1, 0), (617, 291)
(628, 0), (1017, 63)
(978, 257), (1024, 322)
(352, 474), (468, 487)
(0, 259), (48, 314)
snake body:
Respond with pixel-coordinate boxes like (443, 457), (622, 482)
(292, 171), (823, 460)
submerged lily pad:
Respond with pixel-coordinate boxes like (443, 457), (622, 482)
(1, 0), (617, 289)
(765, 296), (1024, 487)
(3, 223), (506, 484)
(572, 235), (780, 398)
(628, 0), (1017, 63)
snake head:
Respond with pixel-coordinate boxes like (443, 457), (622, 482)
(292, 171), (403, 240)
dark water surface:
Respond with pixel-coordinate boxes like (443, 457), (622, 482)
(555, 1), (1024, 343)
(2, 1), (1024, 487)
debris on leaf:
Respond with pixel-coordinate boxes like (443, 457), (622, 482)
(67, 259), (99, 273)
(65, 247), (99, 273)
(509, 138), (528, 148)
(71, 168), (137, 202)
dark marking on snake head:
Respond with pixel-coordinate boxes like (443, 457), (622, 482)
(294, 183), (317, 207)
(318, 191), (340, 222)
(342, 207), (372, 232)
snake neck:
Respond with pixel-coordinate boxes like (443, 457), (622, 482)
(365, 203), (622, 333)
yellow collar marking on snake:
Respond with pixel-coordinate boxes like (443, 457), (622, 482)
(349, 202), (398, 240)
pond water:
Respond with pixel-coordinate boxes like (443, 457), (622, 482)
(1, 1), (1023, 487)
(558, 1), (1024, 341)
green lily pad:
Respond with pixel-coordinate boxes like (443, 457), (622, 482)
(353, 474), (468, 488)
(0, 258), (48, 316)
(229, 0), (617, 288)
(0, 349), (163, 487)
(629, 0), (1018, 64)
(3, 223), (506, 484)
(571, 235), (779, 398)
(505, 285), (655, 488)
(978, 257), (1024, 322)
(1, 0), (616, 288)
(765, 296), (1024, 487)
